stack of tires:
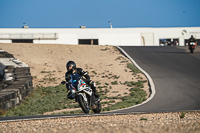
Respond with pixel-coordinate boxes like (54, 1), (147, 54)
(0, 51), (33, 110)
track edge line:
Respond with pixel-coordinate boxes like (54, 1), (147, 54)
(105, 46), (156, 112)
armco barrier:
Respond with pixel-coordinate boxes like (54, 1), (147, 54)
(0, 50), (33, 110)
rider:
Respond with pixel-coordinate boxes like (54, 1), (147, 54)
(62, 60), (100, 99)
(188, 35), (197, 46)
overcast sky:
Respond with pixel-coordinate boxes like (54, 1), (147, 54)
(0, 0), (200, 28)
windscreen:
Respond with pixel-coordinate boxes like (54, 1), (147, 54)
(71, 73), (80, 87)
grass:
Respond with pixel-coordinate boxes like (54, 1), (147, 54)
(124, 80), (147, 88)
(115, 56), (125, 61)
(127, 63), (141, 75)
(111, 81), (118, 85)
(112, 75), (120, 79)
(140, 117), (148, 121)
(105, 83), (109, 85)
(105, 89), (110, 93)
(41, 71), (51, 73)
(1, 85), (81, 117)
(124, 81), (135, 87)
(1, 60), (148, 116)
(96, 81), (101, 85)
(120, 60), (128, 63)
(0, 78), (147, 116)
(0, 109), (6, 116)
(180, 112), (186, 119)
(91, 71), (97, 75)
(102, 80), (147, 111)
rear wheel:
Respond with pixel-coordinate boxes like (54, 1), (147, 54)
(78, 94), (89, 113)
(189, 48), (194, 53)
(93, 101), (101, 113)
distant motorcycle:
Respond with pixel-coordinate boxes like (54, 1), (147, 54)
(66, 73), (101, 114)
(189, 42), (196, 53)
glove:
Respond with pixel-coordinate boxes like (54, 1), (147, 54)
(61, 81), (66, 85)
(85, 79), (90, 85)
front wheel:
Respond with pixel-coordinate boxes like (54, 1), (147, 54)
(77, 94), (89, 113)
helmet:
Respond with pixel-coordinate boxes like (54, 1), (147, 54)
(66, 61), (76, 73)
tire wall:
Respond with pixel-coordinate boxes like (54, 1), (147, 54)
(0, 50), (33, 110)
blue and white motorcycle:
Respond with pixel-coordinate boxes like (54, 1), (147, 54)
(67, 73), (101, 114)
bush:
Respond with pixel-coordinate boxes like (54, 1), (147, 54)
(124, 81), (135, 87)
(140, 117), (148, 121)
(91, 71), (97, 75)
(111, 81), (118, 85)
(129, 87), (141, 92)
(180, 112), (186, 119)
(135, 80), (146, 88)
(96, 81), (101, 85)
(127, 63), (141, 75)
(41, 71), (51, 73)
(105, 83), (109, 85)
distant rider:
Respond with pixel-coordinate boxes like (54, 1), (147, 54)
(61, 61), (100, 99)
(188, 35), (197, 47)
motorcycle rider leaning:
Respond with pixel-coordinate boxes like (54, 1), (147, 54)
(62, 61), (100, 99)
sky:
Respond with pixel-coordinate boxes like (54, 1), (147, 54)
(0, 0), (200, 28)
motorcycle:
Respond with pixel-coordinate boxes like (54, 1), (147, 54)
(189, 42), (196, 53)
(66, 73), (101, 114)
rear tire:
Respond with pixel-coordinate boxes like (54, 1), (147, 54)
(78, 94), (89, 114)
(190, 48), (194, 53)
(93, 102), (101, 113)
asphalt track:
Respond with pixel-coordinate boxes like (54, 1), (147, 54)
(109, 46), (200, 113)
(1, 46), (200, 122)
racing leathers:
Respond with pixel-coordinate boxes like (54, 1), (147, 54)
(188, 36), (197, 47)
(65, 68), (99, 98)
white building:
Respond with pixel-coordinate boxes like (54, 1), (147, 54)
(0, 27), (199, 46)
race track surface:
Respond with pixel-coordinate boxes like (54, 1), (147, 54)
(110, 46), (200, 113)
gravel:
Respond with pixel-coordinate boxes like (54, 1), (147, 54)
(0, 111), (199, 133)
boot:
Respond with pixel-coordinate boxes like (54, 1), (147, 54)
(94, 92), (100, 98)
(92, 86), (100, 98)
(88, 81), (99, 98)
(92, 88), (101, 103)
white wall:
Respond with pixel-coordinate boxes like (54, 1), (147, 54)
(0, 40), (11, 43)
(99, 33), (140, 46)
(0, 27), (200, 46)
(141, 33), (154, 46)
(33, 34), (78, 44)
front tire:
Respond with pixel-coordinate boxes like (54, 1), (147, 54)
(78, 94), (89, 113)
